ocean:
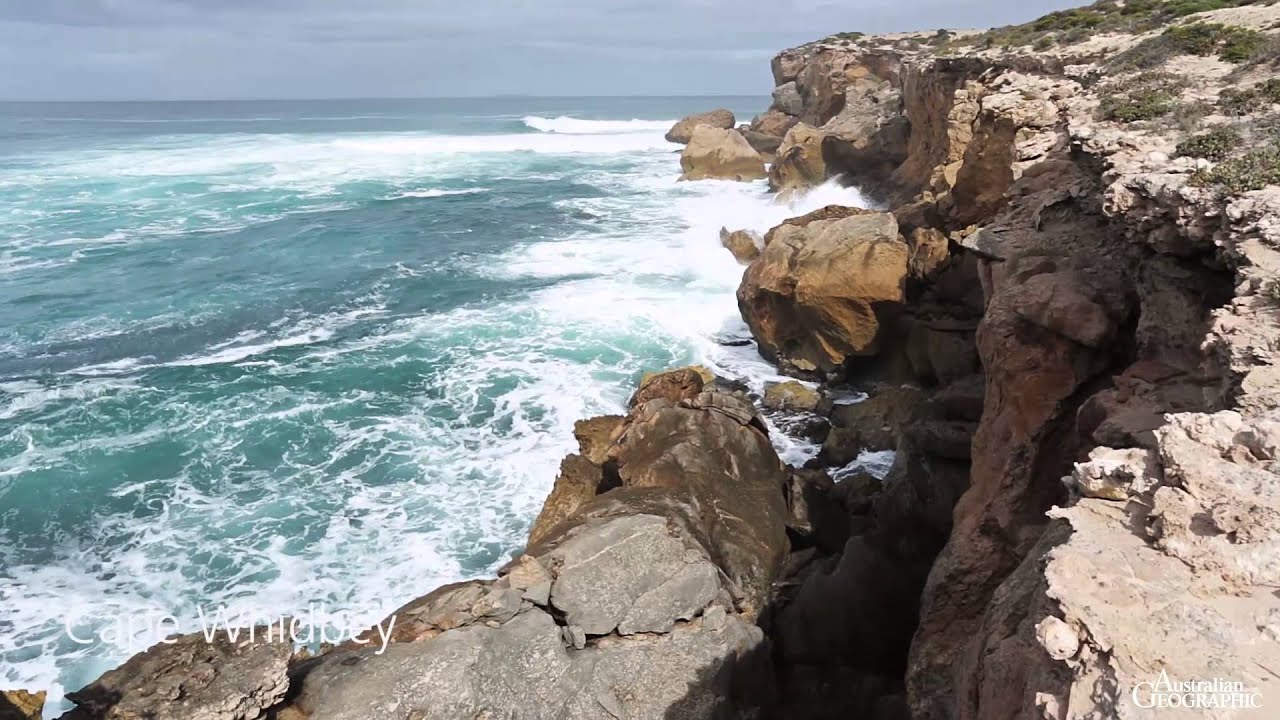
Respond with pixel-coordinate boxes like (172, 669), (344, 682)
(0, 97), (868, 708)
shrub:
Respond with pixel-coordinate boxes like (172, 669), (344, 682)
(1164, 22), (1267, 62)
(1218, 80), (1280, 116)
(1190, 144), (1280, 192)
(1099, 72), (1189, 121)
(1176, 125), (1242, 159)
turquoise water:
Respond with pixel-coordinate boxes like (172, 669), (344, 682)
(0, 97), (865, 706)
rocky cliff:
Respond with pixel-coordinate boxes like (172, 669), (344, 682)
(734, 2), (1280, 717)
(11, 2), (1280, 718)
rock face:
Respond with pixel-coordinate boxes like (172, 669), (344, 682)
(720, 227), (762, 264)
(60, 632), (292, 720)
(738, 211), (908, 376)
(0, 691), (44, 720)
(60, 373), (789, 720)
(762, 380), (821, 413)
(664, 109), (735, 144)
(679, 126), (767, 182)
(768, 123), (827, 194)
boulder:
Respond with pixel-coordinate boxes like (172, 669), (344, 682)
(631, 366), (708, 407)
(768, 123), (827, 194)
(738, 212), (908, 376)
(772, 49), (807, 85)
(665, 109), (735, 144)
(61, 631), (292, 720)
(771, 81), (804, 116)
(0, 691), (43, 720)
(720, 227), (763, 264)
(741, 129), (784, 156)
(749, 109), (800, 139)
(762, 205), (875, 246)
(679, 127), (767, 182)
(763, 380), (821, 413)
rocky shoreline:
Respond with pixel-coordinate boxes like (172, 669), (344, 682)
(8, 1), (1280, 718)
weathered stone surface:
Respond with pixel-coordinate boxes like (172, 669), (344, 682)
(630, 366), (706, 408)
(528, 453), (604, 546)
(763, 380), (821, 413)
(547, 514), (720, 636)
(741, 129), (784, 157)
(739, 212), (907, 376)
(720, 227), (762, 264)
(907, 227), (949, 281)
(768, 123), (827, 194)
(772, 81), (804, 116)
(762, 204), (875, 247)
(61, 632), (291, 720)
(749, 109), (801, 139)
(664, 108), (735, 144)
(679, 127), (767, 182)
(574, 415), (624, 464)
(0, 691), (44, 720)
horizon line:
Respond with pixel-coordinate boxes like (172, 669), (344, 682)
(0, 93), (770, 104)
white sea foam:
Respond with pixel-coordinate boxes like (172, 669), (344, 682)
(389, 188), (490, 199)
(521, 115), (675, 134)
(0, 114), (873, 713)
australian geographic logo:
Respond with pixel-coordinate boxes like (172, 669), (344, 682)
(1132, 670), (1263, 710)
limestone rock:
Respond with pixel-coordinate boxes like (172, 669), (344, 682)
(665, 109), (735, 145)
(528, 453), (604, 546)
(749, 109), (800, 139)
(771, 81), (804, 116)
(741, 129), (784, 157)
(762, 204), (875, 247)
(61, 631), (291, 720)
(907, 227), (949, 281)
(0, 691), (44, 720)
(548, 514), (720, 636)
(719, 227), (762, 264)
(573, 415), (624, 465)
(763, 380), (821, 413)
(768, 123), (827, 194)
(630, 366), (707, 408)
(679, 127), (767, 182)
(738, 212), (908, 376)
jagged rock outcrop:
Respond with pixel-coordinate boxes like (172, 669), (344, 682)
(720, 227), (762, 264)
(762, 380), (821, 413)
(768, 123), (827, 195)
(679, 126), (767, 182)
(0, 691), (44, 720)
(738, 211), (907, 377)
(59, 372), (789, 720)
(664, 109), (735, 144)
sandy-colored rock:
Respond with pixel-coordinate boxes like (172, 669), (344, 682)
(719, 227), (762, 264)
(749, 109), (800, 139)
(907, 227), (949, 281)
(763, 380), (821, 413)
(665, 109), (735, 144)
(527, 454), (604, 546)
(679, 127), (767, 182)
(631, 366), (707, 408)
(573, 415), (624, 465)
(768, 123), (827, 194)
(762, 204), (875, 246)
(0, 691), (44, 720)
(738, 212), (908, 376)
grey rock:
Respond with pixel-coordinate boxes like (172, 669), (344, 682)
(771, 81), (803, 116)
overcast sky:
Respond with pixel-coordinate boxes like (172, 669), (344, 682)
(0, 0), (1083, 101)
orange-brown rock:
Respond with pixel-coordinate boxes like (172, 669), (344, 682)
(573, 415), (623, 464)
(0, 691), (44, 720)
(630, 366), (710, 407)
(739, 212), (908, 376)
(749, 109), (800, 139)
(527, 453), (605, 546)
(768, 123), (827, 194)
(679, 127), (767, 182)
(762, 205), (875, 246)
(720, 227), (762, 264)
(664, 109), (735, 144)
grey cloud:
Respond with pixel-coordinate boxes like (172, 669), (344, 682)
(0, 0), (1085, 100)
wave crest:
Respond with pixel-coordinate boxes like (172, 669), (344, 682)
(521, 115), (674, 135)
